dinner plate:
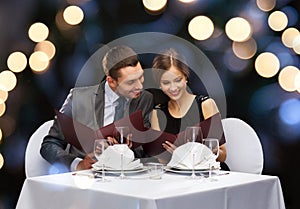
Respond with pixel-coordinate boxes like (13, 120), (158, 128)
(92, 167), (148, 174)
(164, 167), (214, 174)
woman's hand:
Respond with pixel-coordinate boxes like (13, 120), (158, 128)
(162, 141), (177, 154)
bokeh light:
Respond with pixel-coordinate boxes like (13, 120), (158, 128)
(29, 51), (50, 73)
(255, 52), (280, 78)
(232, 37), (257, 59)
(7, 52), (27, 73)
(256, 0), (276, 12)
(225, 17), (252, 42)
(0, 129), (2, 142)
(295, 71), (300, 93)
(282, 27), (300, 48)
(292, 35), (300, 54)
(279, 98), (300, 125)
(268, 11), (288, 32)
(0, 102), (6, 117)
(63, 5), (84, 25)
(178, 0), (196, 3)
(28, 22), (49, 43)
(142, 0), (167, 14)
(0, 153), (4, 170)
(0, 89), (8, 103)
(0, 70), (17, 92)
(224, 48), (249, 73)
(188, 16), (214, 41)
(34, 40), (56, 60)
(278, 65), (300, 92)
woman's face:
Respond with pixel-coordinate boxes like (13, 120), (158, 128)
(160, 65), (187, 101)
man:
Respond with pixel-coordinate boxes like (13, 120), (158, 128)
(40, 45), (153, 172)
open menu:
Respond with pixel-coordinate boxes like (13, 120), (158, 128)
(141, 113), (226, 156)
(56, 109), (225, 157)
(55, 109), (147, 154)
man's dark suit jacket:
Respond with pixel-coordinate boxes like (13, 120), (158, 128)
(40, 81), (153, 171)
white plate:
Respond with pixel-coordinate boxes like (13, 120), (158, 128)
(164, 167), (212, 174)
(92, 167), (148, 174)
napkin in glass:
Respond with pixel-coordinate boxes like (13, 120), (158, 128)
(92, 144), (142, 170)
(167, 142), (220, 170)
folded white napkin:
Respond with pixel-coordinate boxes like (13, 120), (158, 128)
(167, 142), (220, 170)
(92, 144), (143, 170)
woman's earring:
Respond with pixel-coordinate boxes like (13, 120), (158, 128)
(159, 86), (162, 89)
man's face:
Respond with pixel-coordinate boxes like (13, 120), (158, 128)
(110, 62), (144, 99)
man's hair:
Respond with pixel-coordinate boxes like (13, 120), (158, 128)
(102, 45), (139, 80)
(152, 48), (189, 85)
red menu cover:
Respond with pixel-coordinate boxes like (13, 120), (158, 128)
(142, 113), (225, 156)
(55, 109), (146, 153)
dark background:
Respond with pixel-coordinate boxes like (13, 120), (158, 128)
(0, 0), (299, 208)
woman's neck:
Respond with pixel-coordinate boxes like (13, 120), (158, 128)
(168, 91), (195, 118)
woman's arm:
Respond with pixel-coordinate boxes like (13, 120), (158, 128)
(201, 98), (227, 162)
(150, 109), (161, 131)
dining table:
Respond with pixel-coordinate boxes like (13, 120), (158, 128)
(16, 168), (286, 209)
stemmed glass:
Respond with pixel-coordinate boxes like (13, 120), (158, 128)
(203, 138), (220, 181)
(94, 139), (110, 182)
(185, 126), (203, 179)
(114, 126), (130, 179)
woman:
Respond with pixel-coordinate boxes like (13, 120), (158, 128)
(150, 48), (228, 170)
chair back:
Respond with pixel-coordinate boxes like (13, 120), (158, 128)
(25, 120), (54, 177)
(222, 118), (264, 174)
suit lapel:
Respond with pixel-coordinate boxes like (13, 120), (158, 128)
(94, 82), (105, 128)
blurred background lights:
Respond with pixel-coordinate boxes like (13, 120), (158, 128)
(0, 129), (2, 142)
(7, 52), (27, 73)
(0, 70), (17, 92)
(282, 27), (300, 48)
(34, 40), (56, 60)
(225, 17), (252, 42)
(255, 52), (280, 78)
(278, 65), (300, 92)
(268, 11), (288, 32)
(256, 0), (276, 12)
(28, 22), (49, 43)
(279, 98), (300, 125)
(232, 38), (257, 59)
(188, 16), (214, 41)
(178, 0), (195, 3)
(0, 103), (6, 117)
(0, 153), (4, 170)
(29, 51), (49, 73)
(0, 89), (8, 103)
(63, 5), (84, 25)
(142, 0), (167, 14)
(295, 71), (300, 93)
(292, 35), (300, 54)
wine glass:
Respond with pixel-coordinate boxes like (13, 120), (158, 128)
(184, 126), (203, 179)
(94, 139), (110, 182)
(203, 138), (220, 181)
(114, 126), (131, 179)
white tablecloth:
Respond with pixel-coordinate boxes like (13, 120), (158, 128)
(16, 170), (285, 209)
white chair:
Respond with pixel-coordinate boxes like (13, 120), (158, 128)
(221, 118), (264, 174)
(25, 120), (55, 177)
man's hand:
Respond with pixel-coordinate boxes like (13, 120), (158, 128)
(76, 154), (96, 171)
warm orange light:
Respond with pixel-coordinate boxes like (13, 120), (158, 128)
(232, 38), (257, 59)
(255, 52), (280, 78)
(225, 17), (252, 42)
(35, 40), (56, 60)
(0, 70), (17, 91)
(188, 16), (214, 40)
(28, 22), (49, 42)
(63, 5), (84, 25)
(256, 0), (276, 12)
(0, 153), (4, 170)
(278, 66), (300, 92)
(7, 51), (27, 73)
(29, 51), (49, 73)
(268, 11), (288, 32)
(282, 27), (300, 48)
